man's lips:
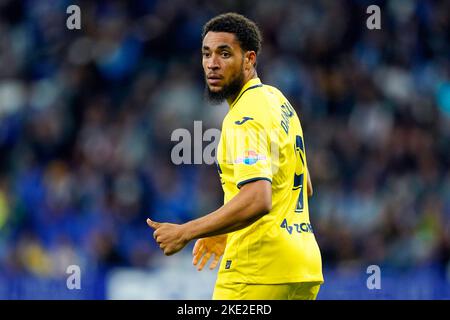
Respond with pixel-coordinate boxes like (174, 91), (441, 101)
(207, 75), (223, 85)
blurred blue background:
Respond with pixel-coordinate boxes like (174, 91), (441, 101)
(0, 0), (449, 299)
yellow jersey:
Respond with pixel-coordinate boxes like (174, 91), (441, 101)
(215, 77), (324, 284)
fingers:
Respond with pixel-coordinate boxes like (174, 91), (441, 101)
(192, 242), (204, 266)
(152, 229), (163, 245)
(146, 218), (161, 230)
(209, 254), (221, 270)
(197, 252), (212, 271)
(193, 240), (201, 256)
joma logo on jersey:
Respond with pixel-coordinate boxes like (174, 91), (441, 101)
(235, 117), (254, 125)
(280, 219), (314, 235)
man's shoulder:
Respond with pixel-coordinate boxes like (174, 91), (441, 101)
(262, 83), (282, 94)
(223, 101), (269, 130)
(234, 82), (287, 113)
(232, 82), (278, 110)
(237, 82), (287, 105)
(224, 81), (288, 128)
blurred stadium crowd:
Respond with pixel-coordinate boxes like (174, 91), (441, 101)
(0, 0), (449, 289)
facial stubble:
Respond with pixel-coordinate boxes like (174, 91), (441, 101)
(205, 62), (245, 105)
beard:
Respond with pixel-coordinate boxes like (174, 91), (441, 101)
(204, 65), (245, 105)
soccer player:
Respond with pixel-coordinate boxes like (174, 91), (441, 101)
(147, 12), (323, 300)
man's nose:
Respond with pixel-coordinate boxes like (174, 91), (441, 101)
(207, 55), (220, 70)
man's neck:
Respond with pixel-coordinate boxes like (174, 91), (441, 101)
(226, 70), (258, 106)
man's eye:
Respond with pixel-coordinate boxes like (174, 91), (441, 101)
(202, 52), (210, 58)
(221, 52), (230, 58)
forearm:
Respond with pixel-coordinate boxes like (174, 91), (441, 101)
(183, 182), (271, 240)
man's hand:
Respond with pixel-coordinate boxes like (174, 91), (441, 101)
(147, 218), (190, 256)
(192, 234), (227, 271)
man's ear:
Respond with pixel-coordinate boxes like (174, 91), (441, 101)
(245, 51), (257, 70)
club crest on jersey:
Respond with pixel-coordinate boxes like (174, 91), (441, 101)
(235, 150), (266, 165)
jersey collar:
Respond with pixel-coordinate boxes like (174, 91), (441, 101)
(229, 77), (262, 109)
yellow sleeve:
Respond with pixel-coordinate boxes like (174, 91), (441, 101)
(223, 116), (273, 189)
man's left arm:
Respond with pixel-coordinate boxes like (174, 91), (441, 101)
(147, 179), (271, 256)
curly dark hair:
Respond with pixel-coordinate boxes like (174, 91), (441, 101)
(202, 12), (262, 57)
